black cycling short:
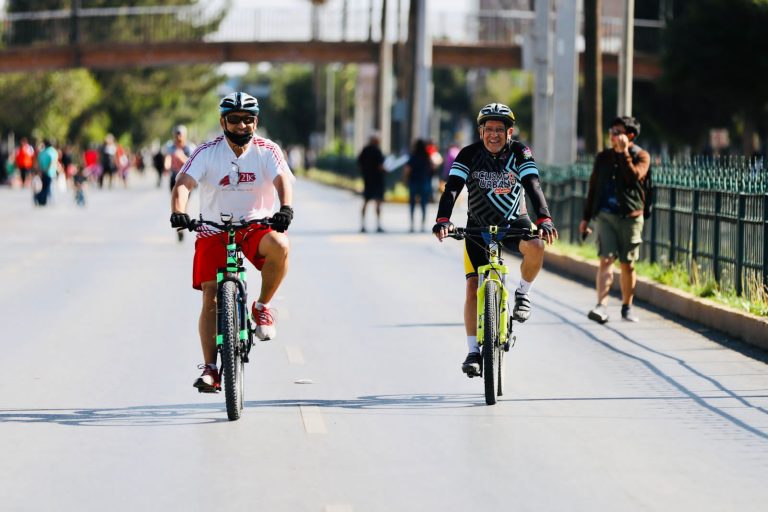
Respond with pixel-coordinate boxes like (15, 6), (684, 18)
(463, 216), (537, 278)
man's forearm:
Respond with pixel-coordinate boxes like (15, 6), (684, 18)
(275, 174), (293, 207)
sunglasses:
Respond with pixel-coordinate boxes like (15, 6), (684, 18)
(225, 114), (256, 125)
(609, 127), (626, 136)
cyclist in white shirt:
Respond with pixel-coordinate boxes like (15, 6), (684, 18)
(170, 92), (294, 393)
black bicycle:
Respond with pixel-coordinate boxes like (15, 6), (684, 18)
(186, 214), (273, 421)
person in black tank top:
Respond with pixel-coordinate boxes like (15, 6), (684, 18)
(432, 103), (559, 376)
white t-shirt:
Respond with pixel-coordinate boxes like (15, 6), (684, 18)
(179, 135), (293, 238)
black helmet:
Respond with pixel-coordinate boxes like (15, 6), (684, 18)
(611, 116), (641, 137)
(477, 103), (515, 128)
(219, 92), (259, 116)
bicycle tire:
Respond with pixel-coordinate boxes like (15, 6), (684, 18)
(483, 280), (499, 405)
(219, 281), (244, 420)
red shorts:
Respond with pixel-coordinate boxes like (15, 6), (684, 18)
(192, 225), (272, 290)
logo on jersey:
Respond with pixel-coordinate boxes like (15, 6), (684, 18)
(473, 170), (517, 195)
(219, 172), (257, 187)
(522, 146), (533, 160)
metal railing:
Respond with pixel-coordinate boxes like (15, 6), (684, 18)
(1, 4), (664, 50)
(540, 156), (768, 301)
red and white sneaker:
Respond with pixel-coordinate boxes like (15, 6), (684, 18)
(252, 302), (276, 341)
(193, 364), (220, 393)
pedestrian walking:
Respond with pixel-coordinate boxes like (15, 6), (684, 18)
(579, 116), (651, 323)
(357, 132), (386, 233)
(402, 138), (434, 233)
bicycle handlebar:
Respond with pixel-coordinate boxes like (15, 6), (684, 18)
(187, 216), (273, 232)
(445, 226), (533, 241)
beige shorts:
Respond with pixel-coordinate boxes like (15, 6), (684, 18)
(595, 212), (644, 263)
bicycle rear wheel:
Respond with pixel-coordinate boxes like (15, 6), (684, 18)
(219, 281), (244, 421)
(482, 280), (499, 405)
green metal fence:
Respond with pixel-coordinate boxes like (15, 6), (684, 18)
(539, 156), (768, 301)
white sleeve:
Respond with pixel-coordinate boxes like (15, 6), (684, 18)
(263, 141), (294, 182)
(179, 144), (208, 182)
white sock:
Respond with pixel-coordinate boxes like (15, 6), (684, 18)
(517, 278), (533, 295)
(467, 335), (479, 353)
(206, 363), (218, 370)
(255, 301), (270, 310)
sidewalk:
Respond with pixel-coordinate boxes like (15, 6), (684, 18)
(544, 248), (768, 350)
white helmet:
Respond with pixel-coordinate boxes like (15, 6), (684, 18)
(219, 92), (259, 116)
(477, 103), (515, 128)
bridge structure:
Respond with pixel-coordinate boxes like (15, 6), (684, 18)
(0, 2), (663, 155)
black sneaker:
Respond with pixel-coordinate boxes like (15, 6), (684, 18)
(588, 304), (609, 324)
(621, 305), (639, 322)
(512, 291), (531, 322)
(461, 352), (481, 378)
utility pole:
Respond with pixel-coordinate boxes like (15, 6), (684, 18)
(409, 0), (431, 141)
(533, 0), (553, 164)
(584, 0), (602, 153)
(617, 0), (634, 116)
(551, 0), (580, 165)
(377, 0), (392, 153)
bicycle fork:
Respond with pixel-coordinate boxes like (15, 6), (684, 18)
(476, 267), (511, 350)
(215, 240), (254, 362)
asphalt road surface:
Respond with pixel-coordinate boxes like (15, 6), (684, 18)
(2, 172), (767, 511)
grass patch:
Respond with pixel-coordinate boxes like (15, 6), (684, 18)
(302, 169), (768, 318)
(553, 241), (768, 317)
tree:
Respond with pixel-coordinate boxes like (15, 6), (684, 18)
(238, 64), (317, 148)
(661, 0), (768, 154)
(0, 70), (100, 143)
(3, 0), (226, 147)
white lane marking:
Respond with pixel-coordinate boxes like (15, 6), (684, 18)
(299, 406), (327, 434)
(325, 506), (354, 512)
(285, 345), (305, 365)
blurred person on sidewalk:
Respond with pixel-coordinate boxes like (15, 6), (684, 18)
(402, 138), (434, 233)
(357, 132), (386, 233)
(579, 116), (651, 324)
(14, 137), (35, 188)
(34, 139), (59, 206)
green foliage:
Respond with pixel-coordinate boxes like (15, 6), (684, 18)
(475, 70), (533, 142)
(2, 0), (226, 148)
(238, 64), (317, 147)
(660, 0), (768, 150)
(555, 241), (768, 317)
(91, 65), (223, 147)
(0, 70), (100, 143)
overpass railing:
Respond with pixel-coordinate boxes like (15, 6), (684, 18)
(540, 156), (768, 301)
(1, 4), (664, 52)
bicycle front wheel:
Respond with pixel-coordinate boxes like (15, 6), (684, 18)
(482, 280), (500, 405)
(219, 281), (244, 421)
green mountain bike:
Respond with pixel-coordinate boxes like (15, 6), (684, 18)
(187, 214), (273, 421)
(448, 225), (530, 405)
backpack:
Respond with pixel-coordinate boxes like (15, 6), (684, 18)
(642, 167), (653, 219)
(629, 145), (653, 219)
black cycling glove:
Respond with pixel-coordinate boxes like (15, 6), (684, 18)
(271, 205), (294, 232)
(170, 212), (191, 230)
(432, 217), (454, 234)
(536, 217), (557, 239)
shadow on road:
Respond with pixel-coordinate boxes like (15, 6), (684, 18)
(538, 290), (768, 441)
(0, 394), (486, 427)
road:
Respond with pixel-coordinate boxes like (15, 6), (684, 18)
(1, 172), (767, 511)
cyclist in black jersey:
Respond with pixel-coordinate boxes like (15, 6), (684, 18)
(432, 103), (558, 376)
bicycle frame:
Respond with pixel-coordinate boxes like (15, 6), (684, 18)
(215, 222), (253, 359)
(476, 226), (511, 349)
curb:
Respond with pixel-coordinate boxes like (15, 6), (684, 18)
(544, 251), (768, 350)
